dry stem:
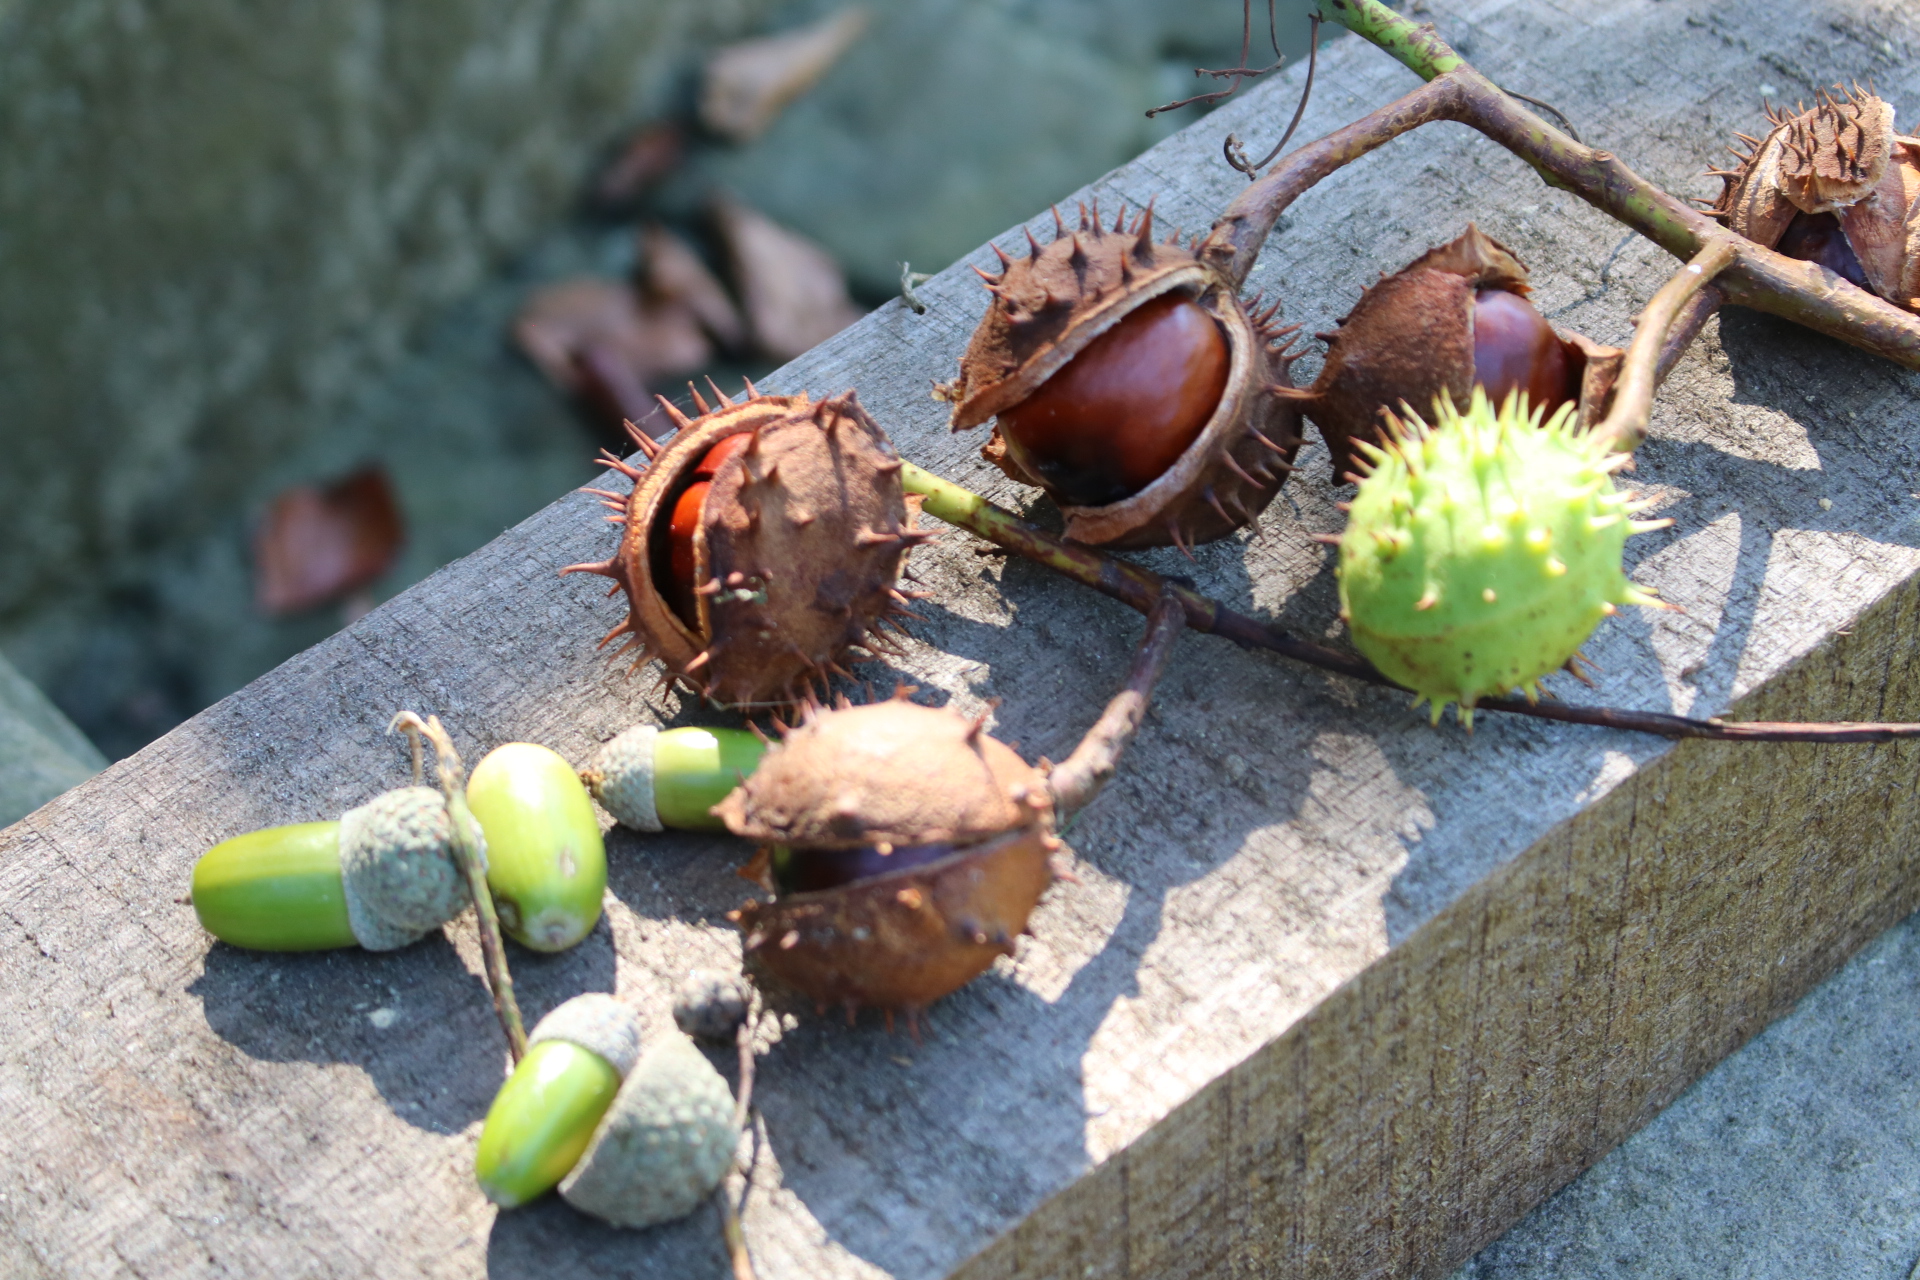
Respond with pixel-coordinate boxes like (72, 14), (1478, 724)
(387, 711), (530, 1063)
(713, 1008), (761, 1280)
(899, 464), (1920, 744)
(1595, 239), (1740, 451)
(1197, 15), (1920, 374)
(1049, 594), (1186, 817)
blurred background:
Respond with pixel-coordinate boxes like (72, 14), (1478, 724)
(0, 0), (1324, 815)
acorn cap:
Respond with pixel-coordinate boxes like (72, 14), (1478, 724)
(943, 201), (1304, 550)
(558, 1033), (737, 1228)
(582, 724), (664, 833)
(528, 993), (644, 1077)
(337, 786), (467, 951)
(713, 699), (1048, 851)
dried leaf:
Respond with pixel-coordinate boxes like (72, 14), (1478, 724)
(514, 277), (712, 427)
(254, 466), (404, 616)
(701, 7), (871, 144)
(594, 123), (684, 209)
(712, 196), (863, 361)
(641, 224), (746, 350)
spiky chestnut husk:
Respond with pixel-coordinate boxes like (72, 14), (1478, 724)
(564, 386), (927, 711)
(558, 1033), (737, 1228)
(1337, 390), (1667, 727)
(939, 200), (1306, 552)
(1290, 225), (1624, 481)
(716, 696), (1059, 1020)
(1707, 87), (1920, 309)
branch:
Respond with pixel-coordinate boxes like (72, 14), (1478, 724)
(388, 711), (529, 1063)
(898, 464), (1920, 744)
(1197, 6), (1920, 374)
(1049, 594), (1186, 817)
(714, 1008), (760, 1280)
(1596, 239), (1740, 451)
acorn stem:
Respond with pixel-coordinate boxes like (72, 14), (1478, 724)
(898, 462), (1920, 743)
(1050, 594), (1185, 818)
(1596, 239), (1740, 451)
(713, 1006), (761, 1280)
(389, 711), (530, 1063)
(1198, 2), (1920, 374)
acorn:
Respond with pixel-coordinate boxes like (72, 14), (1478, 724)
(476, 993), (642, 1208)
(191, 786), (469, 951)
(475, 994), (737, 1226)
(578, 724), (768, 833)
(1707, 87), (1920, 310)
(939, 201), (1307, 552)
(1285, 225), (1624, 480)
(466, 743), (607, 952)
(1337, 389), (1668, 727)
(564, 384), (929, 711)
(717, 693), (1059, 1024)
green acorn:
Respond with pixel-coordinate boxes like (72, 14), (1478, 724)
(468, 743), (607, 952)
(580, 724), (767, 832)
(1336, 389), (1669, 727)
(191, 786), (471, 951)
(475, 993), (642, 1208)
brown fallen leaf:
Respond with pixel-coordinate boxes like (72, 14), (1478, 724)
(641, 224), (746, 350)
(254, 466), (404, 617)
(594, 122), (684, 210)
(712, 195), (863, 361)
(701, 7), (871, 144)
(514, 277), (711, 431)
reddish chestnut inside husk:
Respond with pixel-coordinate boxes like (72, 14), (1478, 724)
(651, 433), (754, 628)
(1471, 288), (1572, 414)
(998, 293), (1230, 507)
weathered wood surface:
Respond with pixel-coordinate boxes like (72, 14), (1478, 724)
(7, 0), (1920, 1275)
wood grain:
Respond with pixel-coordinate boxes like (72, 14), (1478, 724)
(6, 0), (1920, 1276)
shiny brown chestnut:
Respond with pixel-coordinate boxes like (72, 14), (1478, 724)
(564, 386), (928, 711)
(940, 201), (1306, 552)
(1281, 225), (1623, 479)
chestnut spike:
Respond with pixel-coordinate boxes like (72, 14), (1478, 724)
(706, 376), (734, 408)
(1089, 197), (1101, 229)
(1204, 486), (1233, 525)
(559, 557), (615, 580)
(1222, 452), (1260, 486)
(583, 487), (625, 502)
(741, 376), (760, 399)
(1051, 205), (1066, 237)
(687, 384), (713, 416)
(1025, 226), (1044, 259)
(1112, 203), (1127, 233)
(992, 244), (1012, 270)
(1077, 201), (1092, 232)
(973, 264), (1003, 286)
(1167, 519), (1195, 561)
(652, 397), (694, 433)
(623, 420), (665, 459)
(1131, 199), (1156, 263)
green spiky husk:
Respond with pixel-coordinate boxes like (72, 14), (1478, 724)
(1337, 391), (1660, 725)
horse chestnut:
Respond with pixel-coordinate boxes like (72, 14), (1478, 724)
(717, 695), (1058, 1022)
(1287, 225), (1622, 480)
(565, 385), (928, 711)
(1709, 88), (1920, 310)
(941, 201), (1305, 551)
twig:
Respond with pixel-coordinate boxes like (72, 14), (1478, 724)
(1595, 239), (1740, 451)
(1495, 86), (1580, 144)
(1193, 7), (1920, 374)
(898, 263), (933, 316)
(1149, 0), (1280, 117)
(713, 1007), (760, 1280)
(1049, 595), (1186, 816)
(1654, 283), (1726, 385)
(1227, 13), (1322, 179)
(387, 712), (529, 1063)
(898, 464), (1920, 743)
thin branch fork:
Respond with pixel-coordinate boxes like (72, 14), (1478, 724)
(1596, 239), (1740, 451)
(1198, 23), (1920, 375)
(388, 711), (530, 1063)
(898, 464), (1920, 744)
(1049, 594), (1187, 817)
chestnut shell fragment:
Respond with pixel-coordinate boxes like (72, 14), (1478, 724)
(718, 698), (1059, 1018)
(565, 388), (926, 711)
(942, 201), (1306, 551)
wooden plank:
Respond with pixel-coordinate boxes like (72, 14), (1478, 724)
(6, 0), (1920, 1276)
